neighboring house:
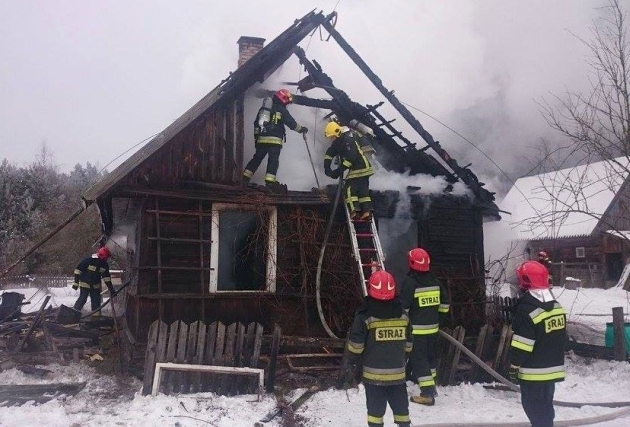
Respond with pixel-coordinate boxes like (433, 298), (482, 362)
(501, 157), (630, 288)
(80, 11), (500, 343)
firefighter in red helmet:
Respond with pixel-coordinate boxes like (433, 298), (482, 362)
(242, 89), (308, 193)
(509, 261), (566, 427)
(400, 248), (450, 405)
(344, 270), (413, 427)
(72, 247), (115, 314)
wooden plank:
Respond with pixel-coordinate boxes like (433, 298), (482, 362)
(202, 321), (218, 392)
(182, 321), (199, 393)
(435, 327), (451, 384)
(141, 320), (160, 395)
(209, 322), (226, 393)
(499, 328), (514, 373)
(266, 325), (281, 393)
(192, 322), (207, 393)
(251, 323), (264, 369)
(219, 323), (237, 395)
(162, 321), (180, 395)
(469, 324), (489, 383)
(493, 324), (511, 375)
(447, 326), (466, 385)
(232, 323), (246, 394)
(172, 322), (189, 394)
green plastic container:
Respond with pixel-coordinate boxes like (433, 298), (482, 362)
(604, 322), (630, 354)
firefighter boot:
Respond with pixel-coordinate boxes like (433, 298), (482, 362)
(359, 210), (372, 221)
(265, 181), (287, 194)
(411, 386), (436, 406)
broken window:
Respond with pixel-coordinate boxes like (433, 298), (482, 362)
(209, 203), (277, 292)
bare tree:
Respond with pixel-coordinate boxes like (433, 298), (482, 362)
(522, 0), (630, 240)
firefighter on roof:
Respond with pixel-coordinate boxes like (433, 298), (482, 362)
(323, 121), (374, 220)
(242, 89), (308, 193)
(509, 260), (566, 427)
(400, 247), (450, 406)
(346, 270), (413, 427)
(72, 246), (114, 313)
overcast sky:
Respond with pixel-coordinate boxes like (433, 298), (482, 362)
(0, 0), (609, 194)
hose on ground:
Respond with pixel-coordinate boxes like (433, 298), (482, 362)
(438, 329), (630, 408)
(315, 176), (344, 340)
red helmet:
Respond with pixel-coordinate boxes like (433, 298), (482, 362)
(274, 88), (293, 105)
(538, 251), (548, 259)
(367, 270), (396, 301)
(516, 261), (549, 290)
(97, 247), (111, 260)
(409, 248), (430, 272)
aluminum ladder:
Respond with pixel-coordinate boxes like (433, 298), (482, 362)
(344, 204), (386, 296)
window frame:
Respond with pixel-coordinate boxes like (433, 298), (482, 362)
(209, 203), (277, 293)
(576, 246), (586, 258)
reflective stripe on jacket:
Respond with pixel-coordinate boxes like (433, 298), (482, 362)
(509, 293), (566, 383)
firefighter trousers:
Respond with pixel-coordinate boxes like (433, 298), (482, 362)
(520, 382), (555, 427)
(364, 383), (411, 427)
(409, 333), (438, 394)
(243, 143), (282, 183)
(344, 176), (372, 214)
(73, 287), (102, 312)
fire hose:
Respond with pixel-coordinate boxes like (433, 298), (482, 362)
(315, 174), (344, 339)
(415, 330), (630, 427)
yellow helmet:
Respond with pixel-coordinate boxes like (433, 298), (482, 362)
(324, 121), (343, 139)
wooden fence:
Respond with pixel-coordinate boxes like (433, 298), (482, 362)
(0, 275), (73, 289)
(142, 320), (264, 396)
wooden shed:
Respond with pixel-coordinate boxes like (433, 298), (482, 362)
(81, 11), (500, 343)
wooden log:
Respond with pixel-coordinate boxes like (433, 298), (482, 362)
(613, 306), (627, 361)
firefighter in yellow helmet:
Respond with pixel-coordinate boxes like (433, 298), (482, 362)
(323, 121), (374, 220)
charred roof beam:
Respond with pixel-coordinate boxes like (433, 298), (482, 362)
(320, 12), (495, 204)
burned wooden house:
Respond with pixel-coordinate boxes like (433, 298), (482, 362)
(81, 11), (500, 344)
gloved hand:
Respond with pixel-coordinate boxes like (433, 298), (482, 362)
(108, 287), (117, 297)
(324, 166), (333, 177)
(72, 284), (78, 290)
(508, 365), (520, 383)
(329, 168), (342, 179)
(300, 126), (309, 134)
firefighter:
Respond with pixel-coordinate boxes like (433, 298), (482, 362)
(242, 89), (308, 192)
(537, 250), (553, 287)
(400, 247), (450, 406)
(509, 260), (566, 427)
(346, 270), (413, 427)
(323, 122), (374, 220)
(72, 246), (115, 313)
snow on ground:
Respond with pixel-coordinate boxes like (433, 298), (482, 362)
(1, 285), (630, 426)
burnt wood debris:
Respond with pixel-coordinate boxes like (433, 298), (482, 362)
(0, 10), (547, 404)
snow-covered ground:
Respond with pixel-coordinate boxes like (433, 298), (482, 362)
(0, 285), (629, 426)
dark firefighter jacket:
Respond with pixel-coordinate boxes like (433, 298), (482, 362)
(400, 270), (450, 335)
(74, 256), (113, 292)
(509, 292), (566, 383)
(347, 297), (413, 386)
(254, 98), (303, 145)
(324, 130), (374, 180)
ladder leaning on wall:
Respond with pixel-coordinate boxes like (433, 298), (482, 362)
(344, 204), (386, 296)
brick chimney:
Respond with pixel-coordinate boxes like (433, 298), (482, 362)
(237, 36), (266, 68)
